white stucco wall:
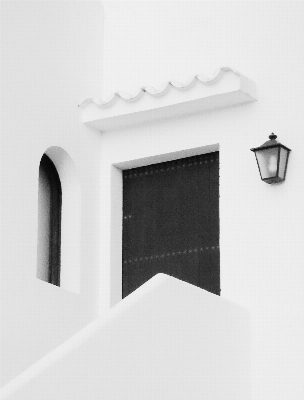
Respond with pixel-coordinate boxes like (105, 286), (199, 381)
(1, 2), (304, 400)
(100, 3), (304, 400)
(0, 1), (104, 385)
(2, 274), (250, 400)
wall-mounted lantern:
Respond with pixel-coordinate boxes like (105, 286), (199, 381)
(250, 133), (291, 184)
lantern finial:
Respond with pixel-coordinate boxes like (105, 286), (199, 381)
(269, 133), (277, 140)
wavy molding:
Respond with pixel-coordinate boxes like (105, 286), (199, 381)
(78, 67), (240, 109)
(79, 67), (257, 132)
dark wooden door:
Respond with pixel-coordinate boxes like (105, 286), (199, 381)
(122, 152), (220, 298)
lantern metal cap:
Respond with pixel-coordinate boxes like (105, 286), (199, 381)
(250, 133), (291, 152)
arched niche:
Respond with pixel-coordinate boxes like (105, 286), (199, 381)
(37, 146), (81, 293)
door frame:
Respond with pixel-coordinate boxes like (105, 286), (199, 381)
(110, 143), (219, 307)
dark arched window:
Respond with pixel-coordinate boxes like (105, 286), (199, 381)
(37, 154), (62, 286)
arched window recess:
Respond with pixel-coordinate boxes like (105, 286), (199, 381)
(37, 154), (62, 286)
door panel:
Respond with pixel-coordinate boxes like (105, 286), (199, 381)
(122, 152), (220, 297)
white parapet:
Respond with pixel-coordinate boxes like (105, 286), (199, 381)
(79, 67), (257, 132)
(2, 274), (250, 400)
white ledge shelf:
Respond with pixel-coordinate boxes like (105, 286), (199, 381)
(79, 67), (257, 132)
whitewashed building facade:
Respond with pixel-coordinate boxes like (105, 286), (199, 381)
(1, 2), (304, 399)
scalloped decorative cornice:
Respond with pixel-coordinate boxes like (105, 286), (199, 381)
(79, 67), (257, 132)
(79, 67), (241, 109)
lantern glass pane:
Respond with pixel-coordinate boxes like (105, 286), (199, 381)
(255, 147), (279, 180)
(278, 147), (288, 179)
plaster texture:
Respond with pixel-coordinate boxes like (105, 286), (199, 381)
(2, 274), (250, 400)
(102, 3), (304, 399)
(1, 2), (304, 400)
(0, 0), (104, 385)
